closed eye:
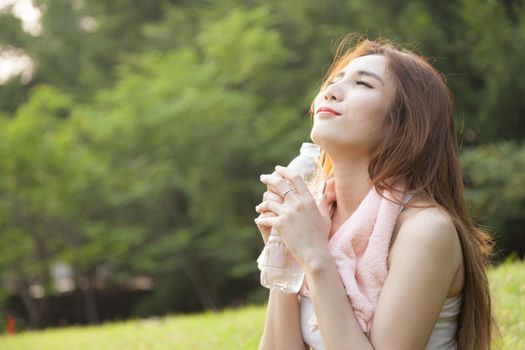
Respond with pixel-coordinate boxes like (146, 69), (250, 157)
(326, 80), (373, 88)
(356, 80), (373, 88)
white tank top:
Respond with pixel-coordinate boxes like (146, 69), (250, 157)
(299, 193), (463, 350)
(299, 293), (463, 350)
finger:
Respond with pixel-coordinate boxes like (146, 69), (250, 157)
(254, 215), (278, 227)
(260, 171), (294, 197)
(255, 200), (270, 213)
(274, 166), (308, 196)
(254, 212), (275, 226)
(260, 210), (276, 218)
(263, 190), (284, 203)
(255, 200), (285, 215)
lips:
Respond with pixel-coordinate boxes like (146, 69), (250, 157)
(316, 107), (341, 116)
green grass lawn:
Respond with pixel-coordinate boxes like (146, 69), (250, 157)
(487, 256), (525, 349)
(1, 257), (523, 350)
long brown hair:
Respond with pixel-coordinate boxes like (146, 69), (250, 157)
(311, 35), (502, 350)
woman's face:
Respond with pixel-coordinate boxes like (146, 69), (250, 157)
(310, 54), (396, 156)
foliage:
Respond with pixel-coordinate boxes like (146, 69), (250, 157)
(0, 0), (525, 324)
(461, 141), (525, 258)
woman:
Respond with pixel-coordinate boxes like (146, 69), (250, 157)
(254, 37), (500, 350)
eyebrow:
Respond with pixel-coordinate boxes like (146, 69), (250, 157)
(334, 69), (385, 86)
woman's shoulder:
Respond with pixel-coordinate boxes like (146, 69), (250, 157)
(388, 194), (465, 297)
(398, 195), (455, 229)
(388, 195), (461, 267)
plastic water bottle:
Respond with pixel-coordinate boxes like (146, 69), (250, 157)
(257, 142), (325, 293)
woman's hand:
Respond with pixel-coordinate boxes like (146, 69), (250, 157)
(254, 165), (332, 269)
(254, 190), (284, 245)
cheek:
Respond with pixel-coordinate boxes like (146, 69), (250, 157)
(346, 92), (388, 128)
(343, 92), (390, 144)
(346, 91), (388, 116)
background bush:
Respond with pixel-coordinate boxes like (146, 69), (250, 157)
(0, 0), (523, 327)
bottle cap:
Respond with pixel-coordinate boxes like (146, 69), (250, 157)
(300, 142), (321, 158)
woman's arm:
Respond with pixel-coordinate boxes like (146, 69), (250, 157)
(258, 288), (309, 350)
(305, 252), (375, 350)
(304, 209), (460, 350)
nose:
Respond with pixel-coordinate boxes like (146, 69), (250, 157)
(323, 85), (342, 101)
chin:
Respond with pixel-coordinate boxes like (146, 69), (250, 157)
(310, 130), (338, 153)
(310, 128), (323, 147)
(312, 129), (364, 154)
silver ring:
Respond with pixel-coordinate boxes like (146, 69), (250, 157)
(282, 187), (294, 197)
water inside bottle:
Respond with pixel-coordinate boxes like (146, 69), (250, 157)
(259, 235), (305, 293)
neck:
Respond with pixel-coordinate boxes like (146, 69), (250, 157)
(329, 152), (374, 221)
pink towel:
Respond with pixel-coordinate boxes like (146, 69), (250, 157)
(300, 172), (410, 335)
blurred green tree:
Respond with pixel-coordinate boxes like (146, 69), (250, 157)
(461, 141), (525, 259)
(0, 0), (524, 325)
